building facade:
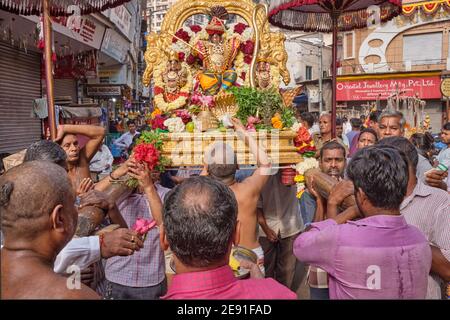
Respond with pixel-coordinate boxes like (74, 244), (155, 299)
(336, 0), (450, 131)
(0, 1), (143, 153)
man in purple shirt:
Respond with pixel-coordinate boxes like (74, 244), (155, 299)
(161, 176), (296, 300)
(294, 145), (431, 299)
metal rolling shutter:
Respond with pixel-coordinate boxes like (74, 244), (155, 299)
(0, 42), (42, 153)
(43, 78), (77, 103)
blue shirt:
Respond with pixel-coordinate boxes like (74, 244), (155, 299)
(299, 191), (317, 227)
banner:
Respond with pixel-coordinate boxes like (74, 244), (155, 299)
(101, 28), (129, 63)
(108, 5), (132, 40)
(336, 76), (442, 101)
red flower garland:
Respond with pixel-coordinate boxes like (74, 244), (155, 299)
(186, 54), (197, 65)
(189, 25), (202, 33)
(154, 86), (164, 96)
(172, 29), (191, 44)
(133, 143), (160, 171)
(240, 40), (254, 55)
(151, 115), (168, 131)
(244, 55), (253, 65)
(234, 23), (248, 35)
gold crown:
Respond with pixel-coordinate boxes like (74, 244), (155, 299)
(257, 49), (275, 64)
(167, 50), (179, 62)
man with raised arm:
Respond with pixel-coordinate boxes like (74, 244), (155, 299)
(201, 118), (271, 274)
(54, 124), (105, 194)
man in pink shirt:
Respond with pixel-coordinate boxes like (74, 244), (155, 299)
(294, 145), (431, 299)
(160, 176), (296, 300)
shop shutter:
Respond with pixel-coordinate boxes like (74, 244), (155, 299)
(43, 78), (77, 103)
(0, 42), (42, 154)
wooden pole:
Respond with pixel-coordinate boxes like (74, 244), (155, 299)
(447, 97), (450, 123)
(43, 0), (57, 140)
(331, 13), (338, 139)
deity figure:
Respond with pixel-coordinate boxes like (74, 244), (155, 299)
(255, 52), (272, 90)
(193, 6), (241, 96)
(162, 50), (188, 95)
(154, 50), (192, 112)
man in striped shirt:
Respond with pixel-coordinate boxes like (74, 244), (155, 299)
(104, 160), (169, 299)
(378, 137), (450, 299)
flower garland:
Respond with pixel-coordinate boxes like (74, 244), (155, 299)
(164, 117), (185, 133)
(293, 157), (319, 199)
(127, 131), (170, 188)
(292, 127), (319, 198)
(294, 126), (317, 157)
(153, 60), (193, 112)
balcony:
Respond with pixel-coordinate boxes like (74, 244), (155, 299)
(339, 58), (449, 75)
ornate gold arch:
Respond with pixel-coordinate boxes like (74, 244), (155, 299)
(161, 0), (267, 34)
(143, 0), (290, 87)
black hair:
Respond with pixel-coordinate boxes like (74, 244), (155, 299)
(377, 136), (419, 174)
(127, 133), (142, 154)
(163, 176), (238, 268)
(358, 128), (378, 143)
(300, 112), (315, 128)
(127, 120), (136, 126)
(377, 136), (419, 171)
(347, 145), (409, 210)
(409, 133), (435, 163)
(336, 118), (343, 126)
(369, 110), (382, 123)
(350, 118), (363, 129)
(24, 140), (67, 168)
(443, 122), (450, 130)
(320, 140), (346, 159)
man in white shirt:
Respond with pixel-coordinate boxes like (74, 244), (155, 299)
(90, 143), (114, 175)
(114, 120), (140, 152)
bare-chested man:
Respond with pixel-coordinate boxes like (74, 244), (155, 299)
(0, 161), (99, 299)
(202, 118), (271, 274)
(55, 124), (105, 194)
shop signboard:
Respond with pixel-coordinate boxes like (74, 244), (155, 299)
(101, 28), (129, 63)
(337, 76), (442, 101)
(87, 85), (121, 97)
(23, 15), (105, 50)
(108, 5), (132, 40)
(440, 78), (450, 98)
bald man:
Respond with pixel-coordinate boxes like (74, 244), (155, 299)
(201, 118), (271, 274)
(0, 161), (99, 299)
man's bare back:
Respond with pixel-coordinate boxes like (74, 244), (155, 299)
(1, 250), (99, 299)
(229, 181), (260, 250)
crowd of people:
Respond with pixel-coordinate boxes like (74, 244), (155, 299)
(0, 109), (449, 300)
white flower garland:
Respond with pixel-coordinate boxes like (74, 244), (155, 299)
(153, 61), (193, 112)
(164, 117), (186, 133)
(293, 157), (319, 198)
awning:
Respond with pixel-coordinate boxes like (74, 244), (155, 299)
(60, 106), (102, 119)
(293, 93), (308, 104)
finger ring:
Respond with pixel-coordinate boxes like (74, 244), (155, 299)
(131, 236), (135, 243)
